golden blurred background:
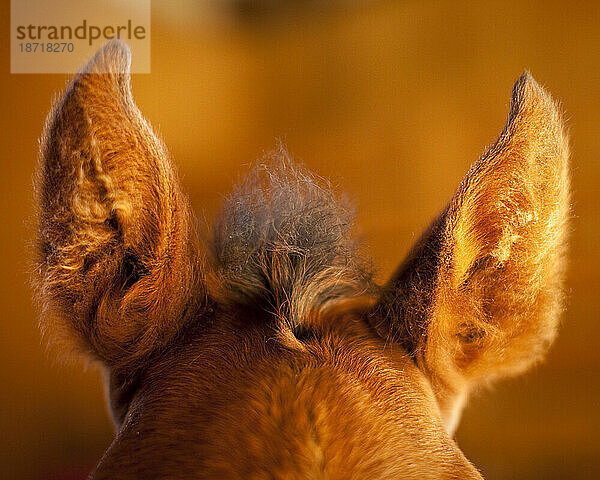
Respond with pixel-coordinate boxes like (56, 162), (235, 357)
(2, 1), (599, 478)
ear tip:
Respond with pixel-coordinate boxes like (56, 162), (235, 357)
(79, 39), (132, 75)
(509, 70), (563, 125)
(512, 70), (555, 106)
(517, 69), (535, 84)
(513, 70), (543, 98)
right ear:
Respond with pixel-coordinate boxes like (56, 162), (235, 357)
(35, 40), (204, 372)
(370, 73), (569, 432)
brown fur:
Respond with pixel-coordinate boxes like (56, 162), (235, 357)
(34, 40), (569, 479)
(35, 41), (205, 374)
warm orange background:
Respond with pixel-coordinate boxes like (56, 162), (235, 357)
(2, 1), (599, 479)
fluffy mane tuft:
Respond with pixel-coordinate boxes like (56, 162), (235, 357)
(210, 145), (374, 326)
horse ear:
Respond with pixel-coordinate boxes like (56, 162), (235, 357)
(371, 72), (569, 430)
(35, 40), (205, 372)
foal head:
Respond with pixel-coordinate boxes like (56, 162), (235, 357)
(35, 40), (569, 479)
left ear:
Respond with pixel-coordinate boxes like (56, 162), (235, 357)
(371, 72), (570, 432)
(35, 40), (205, 373)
